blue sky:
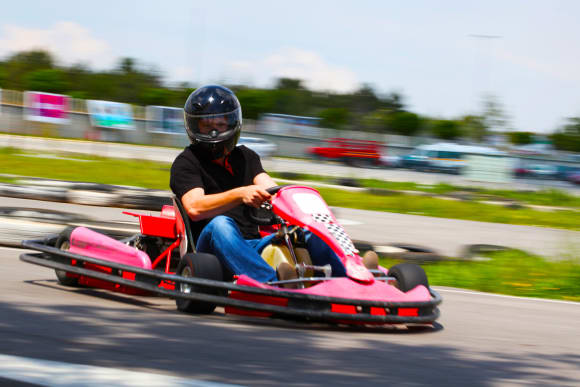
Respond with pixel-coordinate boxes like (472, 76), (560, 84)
(1, 0), (579, 133)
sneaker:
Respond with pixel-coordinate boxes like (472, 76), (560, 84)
(276, 262), (299, 289)
(362, 250), (379, 270)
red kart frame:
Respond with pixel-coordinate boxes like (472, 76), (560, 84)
(20, 185), (441, 326)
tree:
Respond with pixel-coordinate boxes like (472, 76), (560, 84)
(351, 84), (380, 114)
(25, 69), (69, 94)
(389, 111), (422, 136)
(118, 57), (136, 74)
(431, 119), (463, 140)
(461, 115), (487, 142)
(550, 118), (580, 152)
(507, 131), (534, 145)
(481, 94), (508, 132)
(319, 108), (350, 129)
(235, 88), (275, 119)
(275, 78), (303, 90)
(140, 88), (174, 106)
(1, 50), (55, 89)
(380, 92), (405, 112)
(361, 109), (390, 132)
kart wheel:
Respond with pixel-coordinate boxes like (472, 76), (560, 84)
(176, 253), (225, 314)
(388, 263), (429, 292)
(54, 227), (79, 287)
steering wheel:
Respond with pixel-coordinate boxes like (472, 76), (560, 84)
(244, 185), (288, 225)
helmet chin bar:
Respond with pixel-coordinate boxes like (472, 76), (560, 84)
(192, 140), (233, 161)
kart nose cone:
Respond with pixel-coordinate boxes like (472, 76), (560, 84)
(346, 260), (374, 283)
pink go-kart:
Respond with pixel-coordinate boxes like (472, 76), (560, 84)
(20, 185), (441, 326)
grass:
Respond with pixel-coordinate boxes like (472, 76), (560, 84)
(271, 172), (580, 209)
(2, 146), (579, 230)
(316, 186), (580, 230)
(0, 147), (171, 189)
(379, 250), (580, 301)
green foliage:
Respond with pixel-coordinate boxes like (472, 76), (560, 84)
(389, 111), (422, 136)
(275, 78), (304, 90)
(431, 119), (462, 140)
(550, 117), (580, 152)
(235, 88), (275, 120)
(461, 115), (487, 142)
(25, 69), (70, 93)
(508, 131), (534, 145)
(481, 94), (508, 131)
(0, 66), (6, 87)
(361, 109), (390, 132)
(140, 88), (175, 107)
(319, 108), (350, 129)
(1, 50), (55, 90)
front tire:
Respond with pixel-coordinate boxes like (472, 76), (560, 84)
(388, 263), (429, 292)
(54, 227), (79, 287)
(176, 253), (225, 314)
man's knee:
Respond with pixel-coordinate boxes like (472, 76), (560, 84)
(205, 215), (235, 233)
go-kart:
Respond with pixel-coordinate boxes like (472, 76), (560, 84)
(20, 185), (441, 326)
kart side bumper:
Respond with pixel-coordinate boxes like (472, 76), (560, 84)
(20, 238), (441, 325)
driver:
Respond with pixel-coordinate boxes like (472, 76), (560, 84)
(170, 85), (347, 285)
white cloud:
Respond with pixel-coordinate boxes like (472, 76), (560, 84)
(0, 22), (113, 68)
(227, 48), (359, 93)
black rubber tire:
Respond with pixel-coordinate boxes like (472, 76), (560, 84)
(54, 226), (79, 287)
(388, 263), (429, 292)
(175, 253), (225, 314)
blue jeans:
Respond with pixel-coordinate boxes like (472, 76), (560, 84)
(196, 215), (346, 283)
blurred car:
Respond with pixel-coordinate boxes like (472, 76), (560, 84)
(238, 137), (278, 158)
(379, 155), (401, 168)
(528, 164), (558, 179)
(399, 154), (430, 171)
(513, 166), (530, 178)
(556, 165), (580, 181)
(568, 171), (580, 185)
(306, 138), (382, 166)
(400, 143), (504, 174)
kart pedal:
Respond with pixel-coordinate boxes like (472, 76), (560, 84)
(297, 263), (332, 278)
(276, 262), (299, 289)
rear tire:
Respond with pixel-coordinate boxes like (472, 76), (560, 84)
(54, 227), (79, 287)
(176, 253), (225, 314)
(388, 263), (429, 292)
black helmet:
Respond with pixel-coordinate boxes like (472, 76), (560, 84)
(183, 85), (242, 160)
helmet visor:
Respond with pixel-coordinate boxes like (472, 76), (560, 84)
(185, 108), (242, 143)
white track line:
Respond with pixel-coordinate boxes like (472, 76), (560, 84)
(0, 354), (242, 387)
(434, 287), (580, 305)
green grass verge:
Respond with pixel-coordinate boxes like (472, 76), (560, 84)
(2, 147), (579, 230)
(270, 172), (580, 208)
(380, 250), (580, 301)
(316, 186), (580, 230)
(0, 147), (171, 189)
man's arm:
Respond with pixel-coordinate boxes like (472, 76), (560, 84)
(253, 172), (278, 189)
(181, 184), (271, 221)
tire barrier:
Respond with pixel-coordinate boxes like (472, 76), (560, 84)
(0, 179), (518, 259)
(0, 207), (138, 248)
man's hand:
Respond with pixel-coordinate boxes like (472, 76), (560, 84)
(239, 185), (271, 207)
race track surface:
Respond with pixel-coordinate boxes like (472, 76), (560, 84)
(1, 244), (580, 386)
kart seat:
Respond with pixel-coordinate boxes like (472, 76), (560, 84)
(172, 195), (196, 255)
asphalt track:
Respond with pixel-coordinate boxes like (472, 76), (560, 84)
(1, 244), (580, 386)
(1, 201), (580, 385)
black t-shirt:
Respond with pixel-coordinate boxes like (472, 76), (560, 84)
(170, 145), (266, 242)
